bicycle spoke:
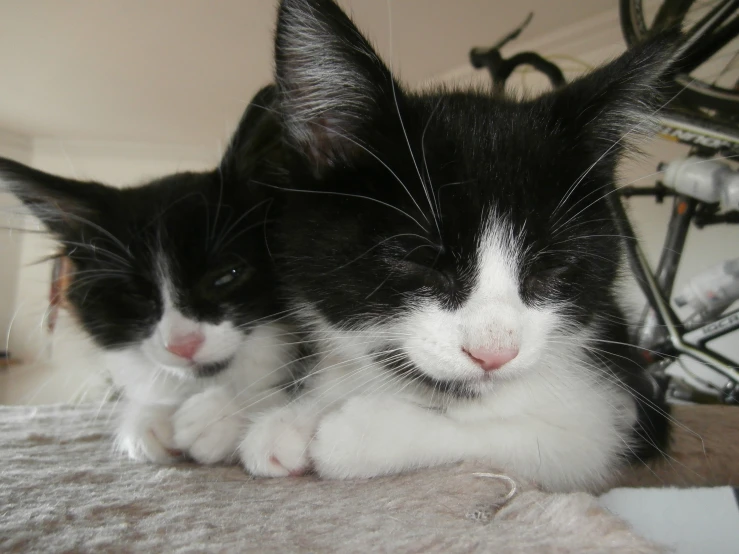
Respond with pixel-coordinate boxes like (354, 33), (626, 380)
(713, 48), (739, 84)
(681, 13), (739, 74)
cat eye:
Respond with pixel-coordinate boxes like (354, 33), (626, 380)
(214, 269), (238, 287)
(523, 264), (576, 296)
(402, 261), (454, 292)
(117, 278), (157, 308)
(422, 267), (454, 290)
(537, 265), (573, 279)
(211, 265), (254, 289)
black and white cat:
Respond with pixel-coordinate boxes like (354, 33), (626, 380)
(1, 86), (296, 465)
(239, 0), (674, 492)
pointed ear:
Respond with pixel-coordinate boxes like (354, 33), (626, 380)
(274, 0), (397, 170)
(0, 157), (109, 238)
(553, 30), (680, 156)
(220, 84), (283, 179)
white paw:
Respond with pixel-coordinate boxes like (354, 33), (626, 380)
(239, 405), (316, 477)
(117, 404), (179, 464)
(310, 395), (418, 479)
(172, 387), (244, 464)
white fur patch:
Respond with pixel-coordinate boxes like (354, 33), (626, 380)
(116, 403), (178, 464)
(172, 386), (244, 465)
(239, 400), (318, 477)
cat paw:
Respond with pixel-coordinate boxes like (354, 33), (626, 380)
(117, 404), (180, 464)
(172, 387), (243, 464)
(239, 405), (315, 477)
(310, 395), (415, 479)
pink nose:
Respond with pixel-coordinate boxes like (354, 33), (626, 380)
(464, 347), (519, 371)
(166, 332), (205, 360)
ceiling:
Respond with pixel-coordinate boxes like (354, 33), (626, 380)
(0, 0), (617, 146)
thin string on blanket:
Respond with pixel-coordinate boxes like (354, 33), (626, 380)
(465, 472), (518, 522)
(471, 472), (518, 505)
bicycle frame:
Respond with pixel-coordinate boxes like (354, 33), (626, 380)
(658, 111), (739, 155)
(609, 191), (739, 403)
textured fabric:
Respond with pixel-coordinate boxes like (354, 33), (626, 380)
(1, 404), (666, 553)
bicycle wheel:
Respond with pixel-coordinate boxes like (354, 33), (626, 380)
(621, 0), (739, 115)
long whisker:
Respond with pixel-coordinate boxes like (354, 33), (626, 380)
(421, 97), (445, 224)
(386, 0), (441, 239)
(253, 180), (428, 234)
(321, 233), (433, 275)
(210, 197), (272, 253)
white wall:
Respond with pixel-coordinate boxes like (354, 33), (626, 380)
(0, 139), (218, 404)
(0, 129), (32, 362)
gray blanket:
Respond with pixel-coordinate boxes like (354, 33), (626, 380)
(1, 405), (664, 553)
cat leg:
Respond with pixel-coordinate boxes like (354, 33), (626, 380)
(116, 402), (179, 463)
(172, 386), (245, 464)
(238, 396), (331, 477)
(173, 384), (292, 465)
(309, 395), (621, 491)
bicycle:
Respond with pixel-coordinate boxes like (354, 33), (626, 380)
(471, 0), (739, 405)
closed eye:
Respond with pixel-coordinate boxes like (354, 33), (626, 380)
(399, 260), (455, 291)
(523, 264), (577, 296)
(120, 278), (156, 307)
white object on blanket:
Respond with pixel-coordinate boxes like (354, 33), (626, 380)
(599, 487), (739, 554)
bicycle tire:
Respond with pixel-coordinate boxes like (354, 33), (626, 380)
(620, 0), (739, 115)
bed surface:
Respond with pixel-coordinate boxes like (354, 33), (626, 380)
(2, 403), (737, 553)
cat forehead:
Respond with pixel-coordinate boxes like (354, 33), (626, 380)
(421, 95), (572, 163)
(76, 173), (264, 267)
(404, 95), (601, 211)
(114, 173), (258, 229)
(322, 97), (613, 256)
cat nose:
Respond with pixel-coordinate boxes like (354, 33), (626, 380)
(165, 332), (205, 360)
(463, 346), (519, 371)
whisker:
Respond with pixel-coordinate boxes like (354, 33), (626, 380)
(386, 0), (441, 238)
(253, 180), (428, 234)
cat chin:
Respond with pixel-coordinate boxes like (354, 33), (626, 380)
(142, 356), (234, 381)
(407, 361), (539, 400)
(193, 357), (234, 378)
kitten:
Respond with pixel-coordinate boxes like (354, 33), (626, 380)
(239, 0), (674, 492)
(1, 85), (296, 465)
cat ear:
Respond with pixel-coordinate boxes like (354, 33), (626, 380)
(220, 84), (282, 179)
(553, 30), (680, 156)
(274, 0), (396, 170)
(0, 157), (108, 238)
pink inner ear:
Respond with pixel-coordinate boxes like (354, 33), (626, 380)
(297, 116), (363, 172)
